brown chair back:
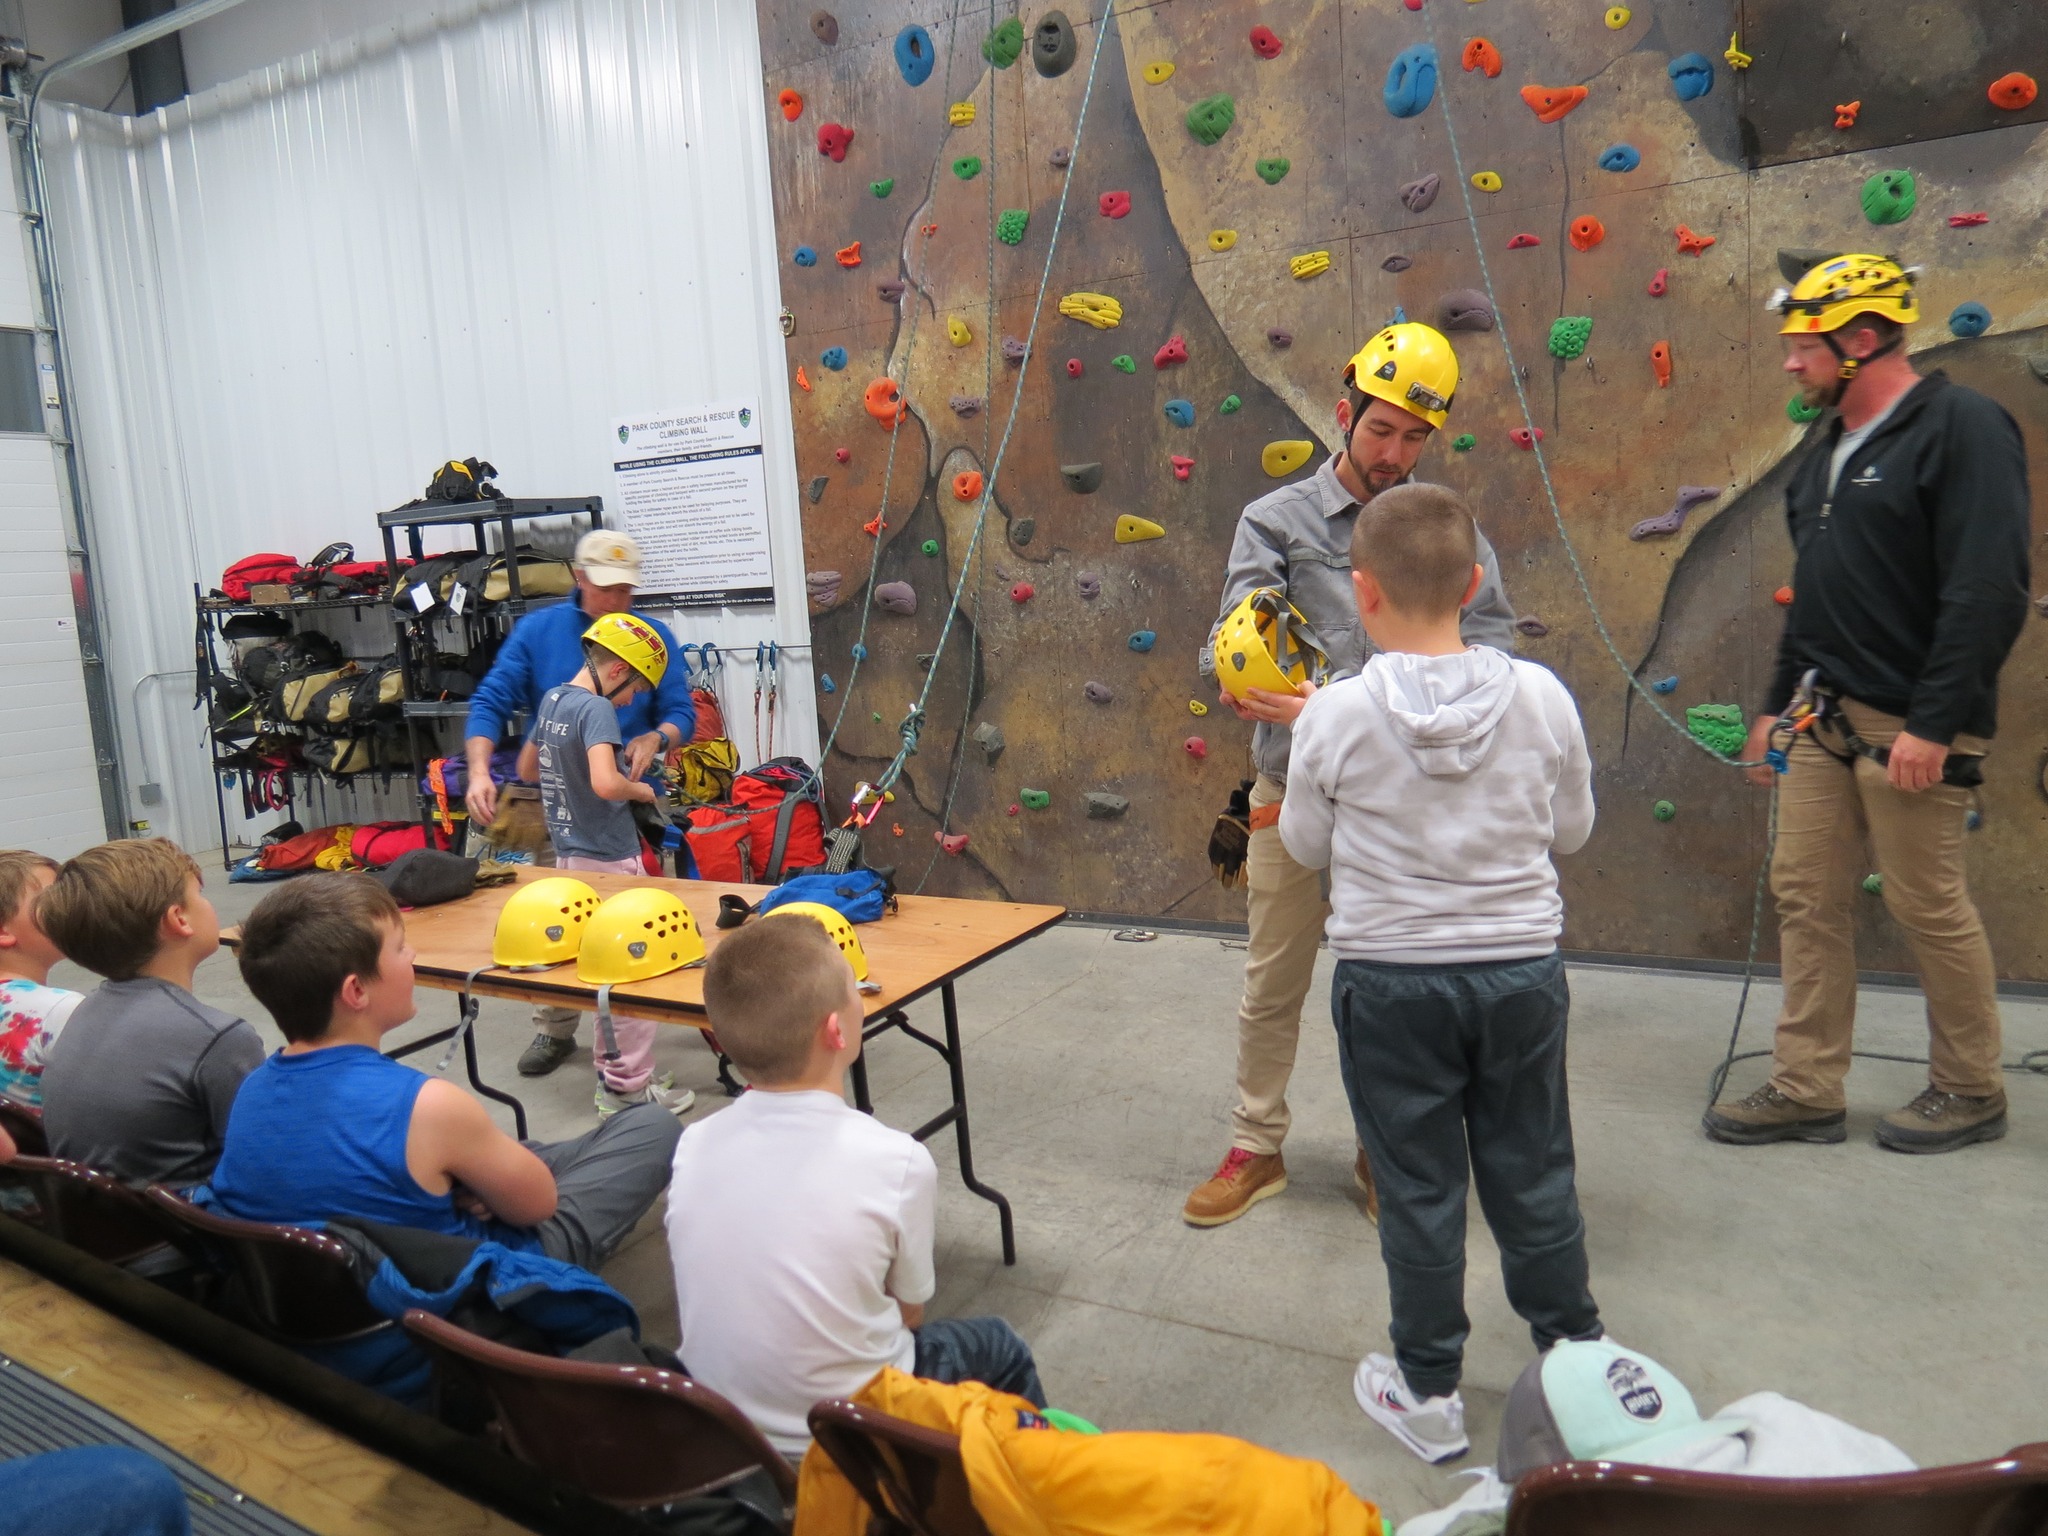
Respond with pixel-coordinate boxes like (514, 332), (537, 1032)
(143, 1186), (389, 1344)
(1506, 1441), (2048, 1536)
(0, 1100), (47, 1157)
(807, 1399), (992, 1536)
(401, 1308), (797, 1511)
(5, 1155), (184, 1266)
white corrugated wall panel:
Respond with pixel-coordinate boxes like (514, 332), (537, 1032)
(42, 0), (812, 856)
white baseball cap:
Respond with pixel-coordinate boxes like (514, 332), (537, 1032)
(574, 529), (642, 588)
(1497, 1340), (1749, 1482)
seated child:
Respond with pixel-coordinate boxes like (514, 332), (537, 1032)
(1279, 483), (1602, 1465)
(667, 917), (1045, 1456)
(210, 873), (678, 1269)
(38, 839), (264, 1184)
(0, 851), (84, 1110)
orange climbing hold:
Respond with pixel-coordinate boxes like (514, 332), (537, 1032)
(1647, 267), (1669, 297)
(863, 376), (907, 429)
(1774, 586), (1794, 606)
(920, 222), (938, 236)
(863, 515), (887, 537)
(952, 471), (983, 501)
(1520, 84), (1588, 123)
(778, 89), (804, 121)
(1833, 100), (1860, 130)
(1650, 340), (1672, 388)
(835, 241), (862, 267)
(1507, 232), (1542, 249)
(1568, 215), (1605, 252)
(1988, 72), (2038, 111)
(1461, 38), (1502, 78)
(795, 366), (812, 392)
(1675, 224), (1716, 255)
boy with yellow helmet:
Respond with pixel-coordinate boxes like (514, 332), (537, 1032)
(1188, 321), (1519, 1229)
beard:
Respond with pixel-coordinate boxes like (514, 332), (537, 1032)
(1797, 378), (1835, 409)
(1363, 461), (1407, 494)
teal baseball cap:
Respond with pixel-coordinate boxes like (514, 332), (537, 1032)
(1496, 1340), (1749, 1482)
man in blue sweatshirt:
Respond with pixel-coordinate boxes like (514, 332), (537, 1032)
(463, 529), (694, 1076)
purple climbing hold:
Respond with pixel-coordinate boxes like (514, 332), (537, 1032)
(1083, 681), (1114, 704)
(1267, 328), (1294, 348)
(950, 394), (985, 417)
(878, 279), (905, 302)
(1436, 289), (1496, 333)
(1382, 254), (1413, 272)
(874, 581), (918, 615)
(807, 570), (844, 608)
(1400, 174), (1442, 213)
(1050, 146), (1072, 169)
(1628, 484), (1722, 540)
(1076, 570), (1102, 599)
(1001, 336), (1028, 364)
(1515, 614), (1550, 638)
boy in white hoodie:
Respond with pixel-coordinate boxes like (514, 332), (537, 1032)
(1279, 482), (1602, 1466)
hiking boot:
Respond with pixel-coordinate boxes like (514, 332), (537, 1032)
(1702, 1083), (1846, 1145)
(517, 1032), (576, 1077)
(1182, 1148), (1287, 1227)
(1354, 1147), (1380, 1225)
(597, 1073), (697, 1119)
(1354, 1353), (1468, 1464)
(1875, 1086), (2007, 1154)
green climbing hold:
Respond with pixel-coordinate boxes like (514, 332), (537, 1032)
(871, 178), (894, 198)
(996, 208), (1029, 246)
(872, 712), (884, 723)
(953, 156), (982, 180)
(1256, 157), (1290, 185)
(1860, 169), (1915, 225)
(981, 17), (1024, 67)
(1861, 872), (1883, 895)
(1685, 703), (1747, 757)
(1652, 799), (1676, 822)
(1547, 316), (1594, 360)
(921, 539), (940, 556)
(1787, 394), (1824, 424)
(1185, 94), (1237, 146)
(1453, 433), (1477, 451)
(1219, 394), (1242, 414)
(1020, 788), (1051, 810)
(1111, 354), (1136, 373)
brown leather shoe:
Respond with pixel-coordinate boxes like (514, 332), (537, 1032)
(1183, 1148), (1286, 1227)
(1701, 1083), (1847, 1145)
(1875, 1086), (2008, 1153)
(1354, 1147), (1380, 1225)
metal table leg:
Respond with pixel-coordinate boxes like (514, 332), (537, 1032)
(387, 987), (530, 1141)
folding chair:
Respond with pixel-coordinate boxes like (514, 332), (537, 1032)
(4, 1155), (188, 1268)
(807, 1399), (992, 1536)
(1507, 1440), (2048, 1536)
(402, 1309), (796, 1514)
(0, 1099), (47, 1157)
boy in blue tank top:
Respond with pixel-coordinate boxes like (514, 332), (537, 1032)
(210, 874), (679, 1270)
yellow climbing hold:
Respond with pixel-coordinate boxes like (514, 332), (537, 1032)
(948, 100), (976, 126)
(1189, 699), (1210, 716)
(1471, 170), (1503, 192)
(1261, 440), (1315, 477)
(1058, 292), (1124, 330)
(1115, 514), (1166, 543)
(1724, 31), (1751, 68)
(1289, 250), (1332, 280)
(1143, 61), (1175, 84)
(1604, 5), (1630, 27)
(1208, 229), (1238, 252)
(947, 317), (973, 347)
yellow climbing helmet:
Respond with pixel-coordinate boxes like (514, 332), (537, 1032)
(493, 877), (602, 968)
(1214, 588), (1331, 702)
(761, 901), (870, 982)
(1343, 322), (1459, 430)
(1768, 254), (1919, 335)
(576, 887), (705, 984)
(581, 611), (669, 689)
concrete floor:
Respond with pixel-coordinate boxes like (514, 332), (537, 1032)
(125, 868), (2048, 1529)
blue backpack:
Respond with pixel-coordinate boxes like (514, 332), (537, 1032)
(754, 868), (895, 924)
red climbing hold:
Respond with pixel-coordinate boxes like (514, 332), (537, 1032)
(1568, 215), (1606, 252)
(1988, 72), (2038, 111)
(1154, 335), (1188, 368)
(891, 822), (903, 837)
(1520, 84), (1588, 123)
(1007, 804), (1020, 817)
(835, 241), (862, 267)
(921, 223), (938, 236)
(834, 447), (851, 463)
(1010, 582), (1035, 603)
(1461, 38), (1502, 78)
(1171, 454), (1194, 481)
(1832, 101), (1861, 131)
(1099, 190), (1132, 219)
(935, 831), (969, 856)
(1249, 24), (1283, 59)
(1650, 340), (1672, 388)
(778, 89), (804, 121)
(862, 515), (887, 537)
(1774, 585), (1794, 606)
(1507, 232), (1542, 250)
(1675, 224), (1716, 255)
(1066, 358), (1084, 378)
(952, 471), (983, 501)
(1948, 212), (1989, 227)
(1185, 736), (1208, 760)
(1404, 0), (1421, 11)
(816, 122), (854, 161)
(1510, 426), (1544, 450)
(1647, 267), (1669, 297)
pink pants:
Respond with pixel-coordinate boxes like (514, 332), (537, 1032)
(559, 855), (659, 1094)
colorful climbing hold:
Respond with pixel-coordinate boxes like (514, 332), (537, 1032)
(835, 241), (862, 268)
(1220, 394), (1242, 414)
(1471, 170), (1502, 192)
(807, 475), (828, 503)
(1075, 571), (1102, 598)
(820, 674), (836, 693)
(1400, 174), (1441, 212)
(1185, 737), (1208, 760)
(1033, 11), (1077, 77)
(1170, 455), (1194, 481)
(1568, 216), (1606, 252)
(1011, 582), (1035, 603)
(1647, 267), (1669, 297)
(1948, 212), (1989, 227)
(1506, 232), (1542, 250)
(1143, 61), (1175, 84)
(793, 245), (817, 267)
(878, 278), (905, 302)
(1098, 190), (1132, 219)
(834, 447), (850, 464)
(1652, 676), (1678, 693)
(870, 177), (893, 198)
(862, 377), (907, 429)
(1547, 316), (1593, 360)
(1262, 440), (1315, 477)
(1630, 485), (1719, 540)
(1861, 872), (1884, 895)
(1186, 95), (1238, 145)
(948, 100), (976, 127)
(1787, 394), (1824, 424)
(1988, 72), (2038, 111)
(1050, 147), (1072, 169)
(1599, 143), (1642, 173)
(794, 366), (812, 392)
(1461, 37), (1503, 77)
(1452, 433), (1476, 452)
(1086, 792), (1130, 821)
(1675, 224), (1716, 255)
(1650, 340), (1672, 388)
(819, 345), (848, 371)
(1155, 335), (1188, 368)
(1163, 399), (1195, 428)
(1011, 518), (1035, 547)
(1021, 789), (1051, 810)
(1520, 84), (1588, 123)
(936, 831), (970, 856)
(874, 581), (917, 615)
(1129, 630), (1157, 652)
(1250, 24), (1283, 59)
(1652, 800), (1677, 822)
(817, 122), (854, 161)
(810, 10), (838, 44)
(1384, 43), (1438, 118)
(1967, 809), (1984, 831)
(1437, 290), (1496, 332)
(1289, 250), (1332, 280)
(1686, 703), (1747, 756)
(1058, 292), (1123, 330)
(1949, 302), (1991, 339)
(1111, 354), (1136, 373)
(1861, 169), (1916, 225)
(980, 16), (1023, 67)
(808, 570), (842, 608)
(1065, 358), (1083, 379)
(952, 471), (983, 502)
(996, 209), (1029, 246)
(1083, 680), (1112, 703)
(851, 641), (868, 660)
(1667, 52), (1714, 101)
(1604, 6), (1630, 27)
(1189, 699), (1210, 717)
(1833, 100), (1860, 131)
(1061, 462), (1104, 494)
(778, 88), (804, 121)
(1209, 229), (1238, 251)
(949, 394), (984, 417)
(921, 539), (939, 556)
(952, 156), (982, 180)
(1256, 158), (1291, 184)
(1383, 255), (1413, 273)
(1515, 615), (1549, 637)
(1116, 515), (1165, 543)
(1001, 336), (1028, 364)
(1510, 426), (1544, 449)
(947, 317), (972, 347)
(1725, 32), (1751, 68)
(1773, 585), (1794, 605)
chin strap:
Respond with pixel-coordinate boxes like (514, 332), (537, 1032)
(438, 965), (492, 1073)
(1819, 327), (1904, 405)
(594, 982), (623, 1066)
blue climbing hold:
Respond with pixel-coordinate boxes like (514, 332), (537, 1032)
(1128, 630), (1157, 653)
(1948, 301), (1991, 338)
(1668, 52), (1714, 101)
(1966, 808), (1983, 831)
(793, 245), (817, 267)
(851, 643), (868, 661)
(1391, 306), (1408, 325)
(1163, 399), (1195, 427)
(1384, 43), (1438, 118)
(1652, 676), (1678, 694)
(819, 345), (847, 370)
(1599, 143), (1642, 173)
(820, 674), (836, 693)
(895, 24), (935, 85)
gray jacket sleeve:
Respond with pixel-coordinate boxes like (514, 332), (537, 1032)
(1201, 509), (1290, 678)
(1460, 526), (1518, 652)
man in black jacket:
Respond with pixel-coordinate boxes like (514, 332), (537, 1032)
(1705, 254), (2031, 1154)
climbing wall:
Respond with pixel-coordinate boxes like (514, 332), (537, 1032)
(758, 0), (2048, 976)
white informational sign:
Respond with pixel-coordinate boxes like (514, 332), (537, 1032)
(608, 400), (775, 606)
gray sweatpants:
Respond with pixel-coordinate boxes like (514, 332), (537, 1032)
(527, 1102), (681, 1270)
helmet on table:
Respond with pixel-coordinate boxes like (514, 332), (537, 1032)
(577, 887), (705, 984)
(493, 877), (601, 968)
(1214, 588), (1331, 702)
(1343, 322), (1460, 430)
(761, 901), (870, 982)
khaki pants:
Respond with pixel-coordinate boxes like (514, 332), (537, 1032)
(1768, 698), (2001, 1108)
(1230, 775), (1330, 1154)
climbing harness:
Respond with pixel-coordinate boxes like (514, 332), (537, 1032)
(1767, 669), (1985, 789)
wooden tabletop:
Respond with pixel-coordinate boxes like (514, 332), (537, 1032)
(379, 868), (1065, 1028)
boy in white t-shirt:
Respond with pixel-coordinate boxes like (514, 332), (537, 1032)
(666, 915), (1044, 1456)
(0, 850), (84, 1110)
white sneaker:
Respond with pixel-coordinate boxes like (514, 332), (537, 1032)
(596, 1072), (696, 1119)
(1353, 1353), (1469, 1463)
